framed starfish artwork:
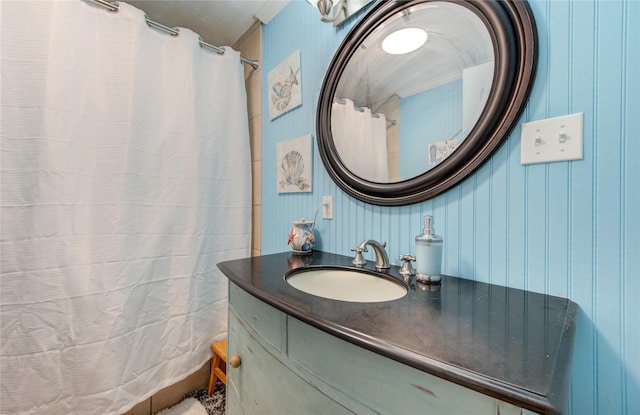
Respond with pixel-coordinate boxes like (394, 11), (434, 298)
(268, 50), (302, 120)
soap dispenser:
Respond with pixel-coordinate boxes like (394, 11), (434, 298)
(415, 215), (443, 283)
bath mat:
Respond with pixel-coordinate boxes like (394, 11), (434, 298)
(154, 398), (208, 415)
(186, 384), (226, 415)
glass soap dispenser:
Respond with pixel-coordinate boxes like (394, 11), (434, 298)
(415, 215), (443, 283)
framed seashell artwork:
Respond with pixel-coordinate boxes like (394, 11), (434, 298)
(268, 50), (302, 120)
(277, 134), (312, 193)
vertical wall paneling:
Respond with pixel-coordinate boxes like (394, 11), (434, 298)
(459, 177), (475, 279)
(489, 145), (508, 287)
(566, 1), (597, 412)
(546, 0), (571, 299)
(623, 3), (640, 414)
(595, 2), (624, 414)
(475, 157), (491, 282)
(444, 188), (461, 278)
(619, 4), (628, 411)
(261, 1), (640, 414)
(507, 115), (527, 291)
(524, 0), (548, 296)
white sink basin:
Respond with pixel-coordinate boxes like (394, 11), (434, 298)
(285, 267), (407, 303)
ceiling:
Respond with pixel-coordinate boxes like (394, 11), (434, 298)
(125, 0), (290, 47)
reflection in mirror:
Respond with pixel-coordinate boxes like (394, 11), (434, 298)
(331, 2), (494, 183)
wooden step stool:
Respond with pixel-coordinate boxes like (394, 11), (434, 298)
(207, 339), (227, 396)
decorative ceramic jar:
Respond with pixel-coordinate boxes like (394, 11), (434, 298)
(288, 220), (315, 254)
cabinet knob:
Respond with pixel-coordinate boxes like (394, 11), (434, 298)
(230, 354), (241, 368)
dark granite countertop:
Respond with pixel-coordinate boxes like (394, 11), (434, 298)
(218, 251), (578, 415)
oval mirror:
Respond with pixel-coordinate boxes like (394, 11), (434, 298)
(317, 0), (537, 206)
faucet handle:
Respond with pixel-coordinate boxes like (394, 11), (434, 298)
(399, 254), (416, 276)
(351, 246), (367, 267)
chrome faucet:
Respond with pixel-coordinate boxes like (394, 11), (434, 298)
(351, 239), (390, 272)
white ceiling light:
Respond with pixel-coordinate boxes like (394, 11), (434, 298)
(382, 28), (428, 55)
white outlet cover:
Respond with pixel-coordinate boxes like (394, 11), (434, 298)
(520, 113), (583, 165)
(322, 195), (333, 219)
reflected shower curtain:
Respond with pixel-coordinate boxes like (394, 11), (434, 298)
(331, 99), (389, 182)
(0, 1), (251, 414)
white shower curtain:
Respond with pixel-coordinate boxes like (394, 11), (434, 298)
(0, 1), (251, 414)
(331, 99), (389, 182)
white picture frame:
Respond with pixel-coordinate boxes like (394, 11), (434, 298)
(268, 51), (302, 121)
(277, 135), (312, 193)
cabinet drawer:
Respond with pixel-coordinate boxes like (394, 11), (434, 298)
(287, 317), (523, 415)
(229, 282), (283, 352)
(227, 310), (354, 415)
(226, 379), (247, 415)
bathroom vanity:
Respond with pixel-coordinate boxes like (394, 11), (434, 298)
(218, 251), (578, 415)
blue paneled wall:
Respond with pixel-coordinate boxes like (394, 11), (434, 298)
(261, 1), (639, 414)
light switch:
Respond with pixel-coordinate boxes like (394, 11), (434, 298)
(520, 113), (583, 165)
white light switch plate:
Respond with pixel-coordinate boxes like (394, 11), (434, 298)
(520, 113), (583, 165)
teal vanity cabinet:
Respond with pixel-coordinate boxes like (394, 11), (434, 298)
(226, 284), (355, 415)
(219, 252), (578, 415)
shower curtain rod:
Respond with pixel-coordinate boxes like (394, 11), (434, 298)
(87, 0), (260, 70)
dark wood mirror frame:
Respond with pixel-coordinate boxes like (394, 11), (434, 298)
(316, 0), (537, 206)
